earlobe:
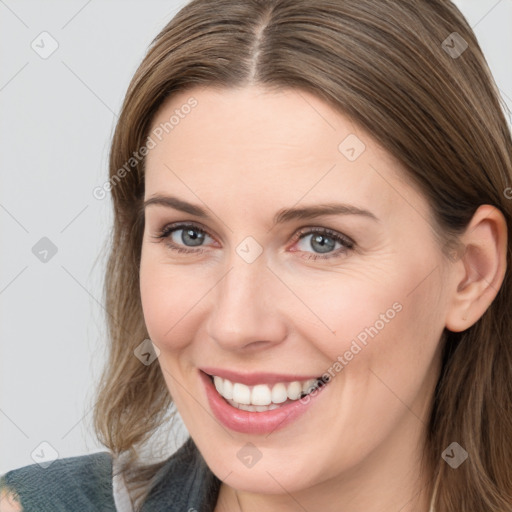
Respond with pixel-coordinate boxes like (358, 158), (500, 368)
(445, 205), (508, 333)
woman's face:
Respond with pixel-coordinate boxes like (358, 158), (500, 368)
(140, 85), (452, 498)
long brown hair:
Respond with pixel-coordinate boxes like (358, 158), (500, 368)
(93, 1), (512, 509)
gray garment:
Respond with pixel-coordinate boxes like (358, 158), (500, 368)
(0, 437), (221, 511)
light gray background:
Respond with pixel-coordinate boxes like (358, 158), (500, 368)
(1, 0), (511, 474)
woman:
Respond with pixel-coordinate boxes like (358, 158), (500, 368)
(2, 0), (511, 511)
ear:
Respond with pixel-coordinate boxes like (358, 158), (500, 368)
(445, 204), (508, 332)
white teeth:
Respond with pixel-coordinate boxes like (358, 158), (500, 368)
(302, 379), (318, 395)
(271, 383), (288, 404)
(251, 384), (272, 406)
(287, 381), (302, 400)
(223, 378), (233, 400)
(232, 382), (251, 405)
(213, 376), (223, 395)
(226, 398), (281, 412)
(211, 375), (321, 410)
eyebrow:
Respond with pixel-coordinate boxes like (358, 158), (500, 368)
(143, 194), (379, 224)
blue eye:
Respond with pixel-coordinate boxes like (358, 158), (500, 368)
(292, 228), (354, 260)
(152, 223), (354, 260)
(154, 223), (214, 253)
(170, 227), (209, 247)
(298, 233), (337, 253)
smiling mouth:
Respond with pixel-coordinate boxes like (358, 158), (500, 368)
(206, 373), (325, 412)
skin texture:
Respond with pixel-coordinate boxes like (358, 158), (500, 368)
(139, 85), (507, 512)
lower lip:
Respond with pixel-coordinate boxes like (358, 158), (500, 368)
(200, 370), (328, 435)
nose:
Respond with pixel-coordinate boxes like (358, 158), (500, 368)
(206, 255), (288, 352)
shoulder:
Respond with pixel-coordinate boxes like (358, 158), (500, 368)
(140, 437), (221, 511)
(0, 452), (116, 512)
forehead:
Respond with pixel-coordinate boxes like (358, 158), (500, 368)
(143, 85), (425, 224)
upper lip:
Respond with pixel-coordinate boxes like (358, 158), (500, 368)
(200, 367), (321, 386)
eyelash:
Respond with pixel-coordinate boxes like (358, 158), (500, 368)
(151, 222), (355, 260)
(289, 227), (354, 260)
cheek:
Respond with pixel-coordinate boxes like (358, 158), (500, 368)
(290, 258), (444, 385)
(285, 270), (405, 360)
(328, 267), (445, 434)
(139, 251), (212, 350)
